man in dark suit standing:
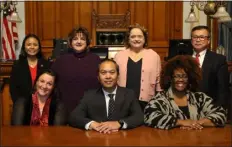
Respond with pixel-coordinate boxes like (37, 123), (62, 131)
(191, 25), (230, 112)
(69, 59), (143, 133)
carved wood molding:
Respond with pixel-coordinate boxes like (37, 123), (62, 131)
(92, 9), (131, 29)
(0, 61), (13, 79)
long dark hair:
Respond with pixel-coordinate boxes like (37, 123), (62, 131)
(19, 34), (43, 60)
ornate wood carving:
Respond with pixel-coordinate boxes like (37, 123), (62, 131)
(91, 9), (131, 46)
(92, 9), (131, 29)
(0, 61), (13, 79)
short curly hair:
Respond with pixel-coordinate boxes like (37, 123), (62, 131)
(67, 26), (91, 48)
(124, 23), (148, 48)
(160, 55), (202, 92)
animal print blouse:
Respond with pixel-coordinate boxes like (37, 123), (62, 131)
(144, 88), (226, 130)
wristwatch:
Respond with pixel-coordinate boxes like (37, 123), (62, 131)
(118, 120), (124, 129)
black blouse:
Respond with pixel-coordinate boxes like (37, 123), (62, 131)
(126, 57), (142, 99)
(178, 106), (190, 119)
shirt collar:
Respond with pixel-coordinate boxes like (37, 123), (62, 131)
(193, 49), (207, 57)
(102, 86), (117, 97)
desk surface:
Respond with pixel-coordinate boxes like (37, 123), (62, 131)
(1, 125), (231, 146)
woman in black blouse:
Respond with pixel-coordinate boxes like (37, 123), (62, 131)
(10, 34), (50, 103)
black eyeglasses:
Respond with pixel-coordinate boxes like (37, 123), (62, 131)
(191, 35), (209, 41)
(173, 74), (188, 80)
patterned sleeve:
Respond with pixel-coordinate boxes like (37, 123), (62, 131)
(144, 94), (178, 130)
(198, 92), (226, 127)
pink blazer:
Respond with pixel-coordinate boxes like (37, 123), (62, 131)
(114, 48), (162, 102)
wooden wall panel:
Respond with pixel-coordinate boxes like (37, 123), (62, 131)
(115, 2), (130, 14)
(97, 2), (111, 14)
(25, 1), (183, 60)
(39, 2), (56, 40)
(2, 84), (12, 126)
(152, 48), (168, 62)
(153, 2), (168, 41)
(42, 47), (53, 59)
(129, 2), (135, 24)
(133, 2), (147, 26)
(55, 2), (61, 38)
(148, 2), (169, 48)
(169, 2), (183, 39)
(79, 2), (93, 36)
(59, 2), (75, 38)
(25, 2), (39, 35)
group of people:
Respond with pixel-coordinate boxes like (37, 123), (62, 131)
(9, 24), (230, 132)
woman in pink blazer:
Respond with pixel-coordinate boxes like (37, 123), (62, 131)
(114, 23), (162, 110)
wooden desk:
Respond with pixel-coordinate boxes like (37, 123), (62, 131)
(1, 126), (231, 146)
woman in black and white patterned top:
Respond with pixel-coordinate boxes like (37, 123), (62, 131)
(144, 55), (226, 130)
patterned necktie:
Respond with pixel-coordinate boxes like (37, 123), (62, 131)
(108, 94), (115, 120)
(195, 53), (200, 65)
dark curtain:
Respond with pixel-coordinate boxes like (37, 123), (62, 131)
(218, 2), (232, 83)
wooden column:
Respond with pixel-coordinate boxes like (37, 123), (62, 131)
(0, 61), (13, 125)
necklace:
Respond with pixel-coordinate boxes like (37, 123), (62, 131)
(28, 60), (38, 67)
(129, 50), (143, 62)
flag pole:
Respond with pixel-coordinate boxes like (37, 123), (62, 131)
(0, 4), (2, 60)
(0, 1), (10, 60)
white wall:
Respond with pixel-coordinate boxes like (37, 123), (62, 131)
(16, 1), (25, 59)
(15, 2), (208, 58)
(183, 1), (207, 39)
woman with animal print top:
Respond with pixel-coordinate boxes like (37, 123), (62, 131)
(144, 55), (226, 130)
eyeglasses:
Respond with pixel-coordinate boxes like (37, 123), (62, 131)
(191, 35), (209, 41)
(173, 74), (188, 80)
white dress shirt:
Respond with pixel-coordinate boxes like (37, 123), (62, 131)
(102, 87), (117, 116)
(192, 49), (207, 68)
(85, 86), (127, 130)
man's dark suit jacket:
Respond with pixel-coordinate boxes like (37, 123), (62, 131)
(10, 58), (50, 103)
(199, 50), (230, 109)
(69, 86), (144, 129)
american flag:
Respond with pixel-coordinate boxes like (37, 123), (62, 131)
(1, 2), (18, 60)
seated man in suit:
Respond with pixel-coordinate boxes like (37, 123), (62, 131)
(69, 59), (144, 133)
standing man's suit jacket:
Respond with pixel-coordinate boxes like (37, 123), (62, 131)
(69, 86), (144, 129)
(199, 50), (230, 109)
